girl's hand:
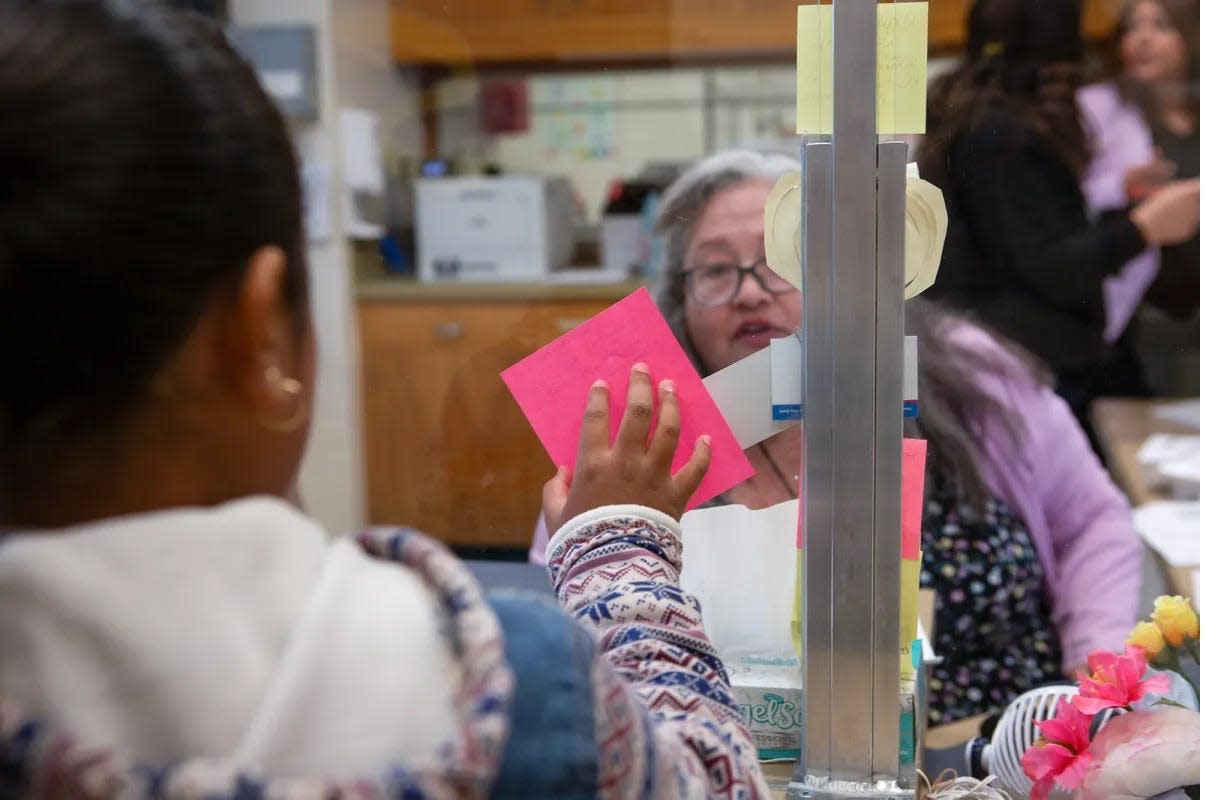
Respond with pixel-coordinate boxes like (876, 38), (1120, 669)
(543, 362), (711, 536)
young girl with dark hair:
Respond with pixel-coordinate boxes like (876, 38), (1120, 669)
(0, 3), (768, 797)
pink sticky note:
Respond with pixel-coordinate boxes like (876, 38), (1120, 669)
(500, 288), (753, 509)
(902, 438), (928, 560)
(794, 438), (928, 554)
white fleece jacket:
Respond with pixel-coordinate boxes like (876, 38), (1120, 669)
(0, 497), (460, 780)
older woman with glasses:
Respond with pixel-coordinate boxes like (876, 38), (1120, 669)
(531, 150), (1142, 727)
(663, 161), (804, 506)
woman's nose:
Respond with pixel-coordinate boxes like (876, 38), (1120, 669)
(732, 270), (771, 306)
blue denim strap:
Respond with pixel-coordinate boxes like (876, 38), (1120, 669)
(487, 591), (599, 800)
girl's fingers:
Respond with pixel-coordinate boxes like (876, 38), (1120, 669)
(542, 464), (571, 534)
(577, 379), (611, 464)
(612, 363), (655, 454)
(671, 434), (712, 503)
(646, 379), (681, 471)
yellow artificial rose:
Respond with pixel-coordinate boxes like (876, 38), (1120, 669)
(1151, 595), (1199, 646)
(1126, 620), (1166, 660)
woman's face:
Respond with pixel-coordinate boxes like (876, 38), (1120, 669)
(682, 179), (802, 374)
(1121, 0), (1189, 85)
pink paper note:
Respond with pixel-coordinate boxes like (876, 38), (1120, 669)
(794, 438), (929, 553)
(901, 438), (927, 560)
(500, 287), (754, 509)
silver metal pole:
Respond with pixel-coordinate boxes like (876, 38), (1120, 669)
(827, 0), (879, 783)
(873, 140), (907, 781)
(799, 137), (835, 780)
(788, 0), (912, 795)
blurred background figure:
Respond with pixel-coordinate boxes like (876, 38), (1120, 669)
(1079, 0), (1200, 396)
(918, 0), (1199, 446)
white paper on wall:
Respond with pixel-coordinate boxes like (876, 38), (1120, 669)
(300, 158), (332, 244)
(340, 107), (383, 193)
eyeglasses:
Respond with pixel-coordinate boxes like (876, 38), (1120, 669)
(682, 260), (796, 308)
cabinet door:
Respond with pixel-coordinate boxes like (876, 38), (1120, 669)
(360, 299), (609, 550)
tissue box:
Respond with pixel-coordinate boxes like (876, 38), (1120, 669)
(727, 662), (802, 761)
(679, 500), (802, 762)
(732, 680), (803, 761)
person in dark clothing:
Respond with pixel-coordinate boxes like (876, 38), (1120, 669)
(918, 0), (1199, 441)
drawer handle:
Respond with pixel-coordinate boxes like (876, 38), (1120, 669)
(434, 321), (465, 340)
(554, 317), (588, 333)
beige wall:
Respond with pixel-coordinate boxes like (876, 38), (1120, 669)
(231, 0), (369, 535)
(432, 56), (959, 222)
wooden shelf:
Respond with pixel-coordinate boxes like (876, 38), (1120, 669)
(389, 0), (1119, 65)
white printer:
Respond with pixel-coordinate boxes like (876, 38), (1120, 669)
(415, 175), (576, 282)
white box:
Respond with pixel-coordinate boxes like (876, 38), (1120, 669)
(415, 176), (575, 282)
(600, 214), (643, 275)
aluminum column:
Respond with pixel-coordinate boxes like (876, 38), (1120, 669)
(789, 0), (911, 795)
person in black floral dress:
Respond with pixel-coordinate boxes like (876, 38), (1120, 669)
(920, 471), (1066, 725)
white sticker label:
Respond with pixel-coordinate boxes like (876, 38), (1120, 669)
(770, 334), (802, 421)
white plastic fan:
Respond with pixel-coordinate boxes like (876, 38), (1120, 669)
(964, 685), (1118, 799)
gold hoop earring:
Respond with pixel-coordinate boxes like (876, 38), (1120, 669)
(260, 366), (309, 434)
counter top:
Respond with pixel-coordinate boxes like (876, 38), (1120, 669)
(356, 276), (645, 302)
(352, 244), (645, 302)
(1090, 397), (1198, 599)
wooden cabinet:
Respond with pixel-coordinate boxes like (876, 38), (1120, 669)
(359, 294), (618, 550)
(389, 0), (799, 63)
(390, 0), (1119, 64)
(929, 0), (1117, 48)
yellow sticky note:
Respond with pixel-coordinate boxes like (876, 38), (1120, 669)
(796, 3), (929, 135)
(899, 557), (922, 686)
(899, 557), (922, 657)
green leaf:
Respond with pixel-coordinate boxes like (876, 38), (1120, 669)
(1154, 697), (1191, 709)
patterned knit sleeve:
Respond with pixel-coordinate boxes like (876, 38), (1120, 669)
(546, 505), (770, 800)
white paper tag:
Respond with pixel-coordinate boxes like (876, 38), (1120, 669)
(770, 334), (802, 421)
(708, 334), (922, 436)
(703, 346), (794, 448)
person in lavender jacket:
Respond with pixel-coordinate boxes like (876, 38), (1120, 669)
(1078, 0), (1199, 394)
(0, 6), (769, 798)
(531, 150), (1143, 725)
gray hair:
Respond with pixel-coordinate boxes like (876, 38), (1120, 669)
(652, 149), (800, 376)
(648, 151), (1049, 511)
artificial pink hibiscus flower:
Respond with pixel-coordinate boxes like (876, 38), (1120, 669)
(1073, 645), (1171, 715)
(1022, 697), (1095, 800)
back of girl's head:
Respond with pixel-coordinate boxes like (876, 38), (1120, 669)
(965, 0), (1083, 90)
(920, 0), (1088, 176)
(0, 1), (305, 490)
